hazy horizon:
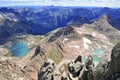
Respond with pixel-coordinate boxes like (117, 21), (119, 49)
(0, 0), (120, 8)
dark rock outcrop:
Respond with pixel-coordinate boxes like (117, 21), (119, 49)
(38, 59), (59, 80)
(104, 43), (120, 80)
(68, 55), (83, 79)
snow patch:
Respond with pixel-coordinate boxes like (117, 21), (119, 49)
(92, 32), (96, 37)
(96, 44), (101, 48)
(103, 45), (107, 48)
(83, 37), (91, 50)
(13, 18), (18, 22)
(77, 30), (82, 34)
(79, 51), (82, 54)
(68, 45), (80, 49)
(62, 38), (69, 43)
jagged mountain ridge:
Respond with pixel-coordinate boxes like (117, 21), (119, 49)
(46, 14), (120, 44)
(0, 7), (120, 44)
(88, 15), (120, 44)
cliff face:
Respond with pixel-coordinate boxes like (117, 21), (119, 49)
(104, 43), (120, 80)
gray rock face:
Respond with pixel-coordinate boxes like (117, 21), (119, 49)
(68, 61), (83, 77)
(38, 59), (59, 80)
(104, 43), (120, 80)
(68, 55), (83, 77)
(61, 71), (69, 80)
(111, 43), (120, 70)
(93, 59), (108, 80)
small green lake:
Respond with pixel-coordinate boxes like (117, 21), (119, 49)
(82, 56), (101, 63)
(93, 48), (105, 55)
(82, 58), (87, 63)
(93, 55), (101, 62)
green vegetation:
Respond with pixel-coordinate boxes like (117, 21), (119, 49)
(3, 71), (12, 80)
(0, 18), (4, 26)
(35, 36), (44, 43)
(4, 53), (13, 57)
(48, 49), (62, 64)
(0, 51), (13, 57)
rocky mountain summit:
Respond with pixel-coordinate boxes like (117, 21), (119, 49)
(38, 42), (120, 80)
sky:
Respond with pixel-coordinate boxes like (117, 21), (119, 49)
(0, 0), (120, 8)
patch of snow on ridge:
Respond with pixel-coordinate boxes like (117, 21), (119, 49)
(62, 38), (69, 43)
(77, 30), (83, 34)
(103, 45), (107, 49)
(68, 45), (80, 49)
(92, 32), (96, 37)
(83, 37), (91, 50)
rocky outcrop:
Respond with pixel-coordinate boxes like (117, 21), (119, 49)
(92, 59), (108, 80)
(38, 55), (94, 80)
(104, 43), (120, 80)
(68, 55), (84, 79)
(38, 43), (120, 80)
(38, 59), (60, 80)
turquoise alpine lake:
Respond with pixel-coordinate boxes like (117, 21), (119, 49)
(93, 48), (105, 55)
(93, 55), (101, 62)
(82, 55), (101, 63)
(10, 42), (29, 58)
(82, 58), (87, 63)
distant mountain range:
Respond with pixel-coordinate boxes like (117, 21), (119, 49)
(0, 6), (120, 44)
(0, 6), (120, 80)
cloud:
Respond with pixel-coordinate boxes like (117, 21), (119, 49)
(0, 0), (120, 7)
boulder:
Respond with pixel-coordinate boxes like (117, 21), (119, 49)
(38, 59), (59, 80)
(61, 71), (69, 80)
(93, 59), (108, 80)
(111, 43), (120, 72)
(68, 55), (83, 79)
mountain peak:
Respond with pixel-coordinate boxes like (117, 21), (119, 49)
(99, 14), (114, 23)
(100, 14), (109, 20)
